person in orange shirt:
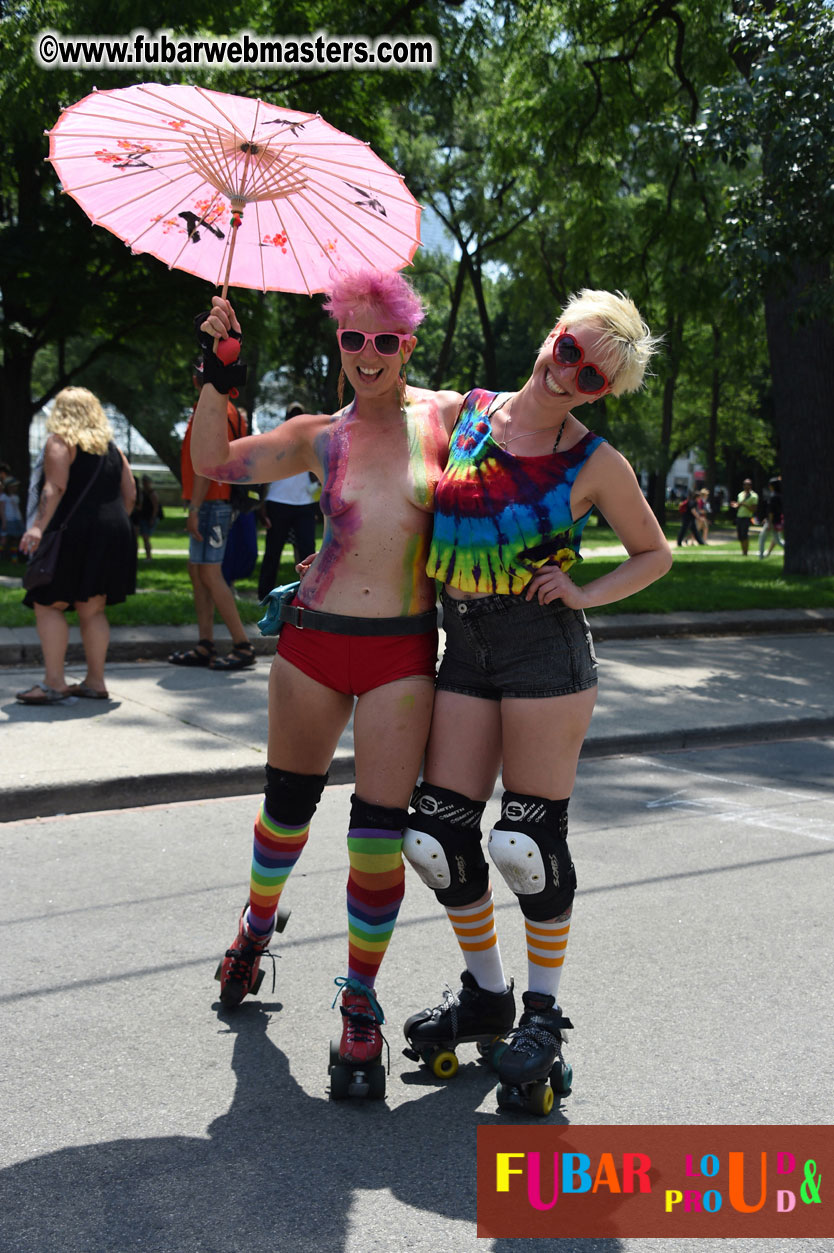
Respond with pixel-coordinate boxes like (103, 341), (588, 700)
(168, 374), (255, 670)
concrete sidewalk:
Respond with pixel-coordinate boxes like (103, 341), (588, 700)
(3, 616), (834, 822)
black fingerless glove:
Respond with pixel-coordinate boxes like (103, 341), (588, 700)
(194, 312), (248, 395)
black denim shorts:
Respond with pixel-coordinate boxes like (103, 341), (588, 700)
(436, 589), (598, 700)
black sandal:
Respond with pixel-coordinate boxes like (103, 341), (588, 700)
(209, 642), (257, 671)
(168, 639), (216, 667)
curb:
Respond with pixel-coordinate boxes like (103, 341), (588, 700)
(588, 608), (834, 642)
(6, 716), (833, 824)
(578, 716), (834, 759)
(3, 755), (357, 824)
(1, 608), (832, 668)
(0, 627), (275, 669)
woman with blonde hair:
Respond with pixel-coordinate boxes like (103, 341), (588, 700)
(401, 289), (672, 1114)
(17, 387), (136, 705)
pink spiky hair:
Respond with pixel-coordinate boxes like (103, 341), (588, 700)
(323, 268), (425, 332)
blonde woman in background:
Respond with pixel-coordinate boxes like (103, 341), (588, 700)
(17, 387), (136, 705)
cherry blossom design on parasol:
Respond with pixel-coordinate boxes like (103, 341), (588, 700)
(45, 82), (422, 297)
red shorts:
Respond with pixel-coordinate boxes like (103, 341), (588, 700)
(276, 620), (438, 697)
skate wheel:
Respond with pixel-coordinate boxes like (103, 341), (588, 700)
(367, 1066), (386, 1100)
(429, 1049), (459, 1080)
(551, 1061), (573, 1095)
(527, 1081), (554, 1117)
(275, 905), (291, 933)
(476, 1034), (503, 1059)
(486, 1039), (508, 1071)
(496, 1082), (523, 1111)
(251, 970), (265, 995)
(214, 961), (223, 982)
(330, 1063), (351, 1101)
(329, 1037), (341, 1070)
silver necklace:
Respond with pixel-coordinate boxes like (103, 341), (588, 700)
(490, 393), (569, 453)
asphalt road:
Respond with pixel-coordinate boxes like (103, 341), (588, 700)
(1, 738), (832, 1253)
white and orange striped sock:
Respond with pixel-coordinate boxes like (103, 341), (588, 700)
(446, 889), (507, 994)
(525, 911), (572, 1001)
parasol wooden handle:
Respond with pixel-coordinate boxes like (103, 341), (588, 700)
(213, 194), (245, 361)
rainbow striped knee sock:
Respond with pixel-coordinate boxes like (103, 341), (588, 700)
(345, 800), (407, 988)
(245, 802), (310, 938)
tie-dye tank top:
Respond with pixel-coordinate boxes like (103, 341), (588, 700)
(427, 388), (606, 595)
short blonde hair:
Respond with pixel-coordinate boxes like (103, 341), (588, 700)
(46, 387), (113, 455)
(550, 289), (661, 396)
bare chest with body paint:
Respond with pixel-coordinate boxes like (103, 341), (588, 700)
(299, 393), (451, 617)
(318, 394), (448, 521)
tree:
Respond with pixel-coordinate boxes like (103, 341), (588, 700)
(697, 1), (834, 574)
(1, 0), (463, 474)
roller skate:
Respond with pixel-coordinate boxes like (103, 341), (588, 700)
(328, 977), (387, 1101)
(214, 903), (291, 1007)
(403, 970), (515, 1079)
(495, 990), (573, 1117)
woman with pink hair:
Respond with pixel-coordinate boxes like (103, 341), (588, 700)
(191, 270), (461, 1097)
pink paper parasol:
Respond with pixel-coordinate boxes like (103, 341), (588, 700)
(46, 82), (421, 296)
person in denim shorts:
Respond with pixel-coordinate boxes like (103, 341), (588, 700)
(168, 389), (255, 671)
(401, 289), (673, 1113)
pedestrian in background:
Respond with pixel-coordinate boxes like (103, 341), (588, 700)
(0, 475), (24, 560)
(257, 402), (319, 602)
(17, 387), (136, 704)
(731, 478), (758, 556)
(758, 476), (784, 559)
(137, 474), (161, 560)
(676, 490), (706, 547)
(167, 371), (255, 671)
(695, 487), (712, 542)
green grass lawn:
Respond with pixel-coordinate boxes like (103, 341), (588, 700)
(1, 515), (831, 628)
(581, 549), (833, 616)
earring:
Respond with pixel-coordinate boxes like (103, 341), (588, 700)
(397, 365), (407, 409)
(337, 367), (345, 408)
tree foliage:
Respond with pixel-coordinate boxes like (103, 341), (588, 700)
(2, 0), (832, 572)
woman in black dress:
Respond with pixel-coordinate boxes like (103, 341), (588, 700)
(17, 388), (136, 704)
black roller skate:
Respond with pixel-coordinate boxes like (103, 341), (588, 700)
(214, 903), (291, 1007)
(495, 990), (573, 1117)
(403, 970), (516, 1079)
(328, 977), (387, 1101)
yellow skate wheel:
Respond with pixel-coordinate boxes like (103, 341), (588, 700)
(430, 1049), (459, 1079)
(528, 1082), (554, 1117)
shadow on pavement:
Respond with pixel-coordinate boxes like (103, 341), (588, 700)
(0, 1003), (623, 1253)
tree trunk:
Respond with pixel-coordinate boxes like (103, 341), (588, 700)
(705, 324), (720, 498)
(763, 261), (834, 575)
(0, 350), (36, 486)
(430, 258), (467, 390)
(463, 252), (498, 389)
(651, 310), (683, 525)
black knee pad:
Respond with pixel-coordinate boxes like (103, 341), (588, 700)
(349, 794), (408, 833)
(403, 782), (489, 907)
(264, 764), (328, 826)
(488, 792), (576, 921)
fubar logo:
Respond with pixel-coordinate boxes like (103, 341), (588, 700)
(477, 1125), (831, 1239)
